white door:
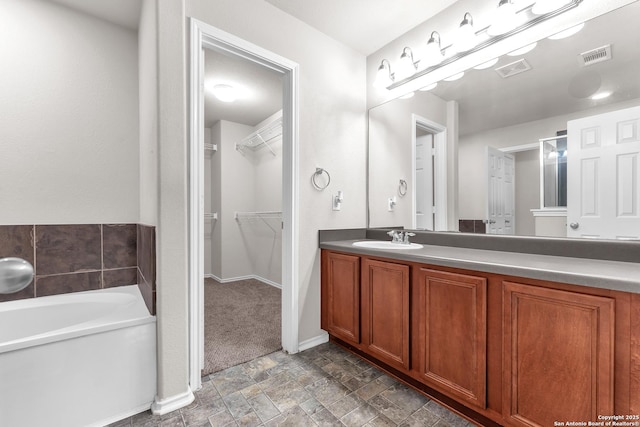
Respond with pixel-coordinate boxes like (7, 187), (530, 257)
(486, 146), (515, 234)
(567, 106), (640, 239)
(416, 134), (434, 230)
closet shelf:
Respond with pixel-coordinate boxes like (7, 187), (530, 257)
(236, 117), (282, 156)
(234, 211), (282, 219)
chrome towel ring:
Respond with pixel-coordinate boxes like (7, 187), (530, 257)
(312, 167), (331, 190)
(399, 179), (408, 196)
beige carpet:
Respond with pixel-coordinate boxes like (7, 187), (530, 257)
(203, 278), (281, 376)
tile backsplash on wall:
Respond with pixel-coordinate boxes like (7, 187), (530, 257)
(0, 224), (156, 314)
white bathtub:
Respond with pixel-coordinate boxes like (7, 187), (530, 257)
(0, 285), (157, 427)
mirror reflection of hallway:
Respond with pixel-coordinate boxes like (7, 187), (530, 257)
(202, 47), (284, 375)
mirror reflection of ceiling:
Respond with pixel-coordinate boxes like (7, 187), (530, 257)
(204, 49), (283, 128)
(427, 2), (640, 136)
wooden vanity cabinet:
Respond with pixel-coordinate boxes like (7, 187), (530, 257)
(320, 249), (638, 427)
(361, 258), (410, 371)
(321, 251), (360, 345)
(413, 268), (488, 409)
(502, 281), (615, 427)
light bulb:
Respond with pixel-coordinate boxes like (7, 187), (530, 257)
(374, 60), (394, 89)
(212, 84), (237, 102)
(396, 48), (417, 80)
(453, 13), (477, 53)
(488, 0), (520, 36)
(591, 91), (612, 100)
(423, 31), (444, 67)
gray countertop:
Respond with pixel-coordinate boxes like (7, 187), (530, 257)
(320, 239), (640, 294)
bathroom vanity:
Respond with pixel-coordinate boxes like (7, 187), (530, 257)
(320, 231), (640, 427)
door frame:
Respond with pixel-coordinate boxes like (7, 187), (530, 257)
(411, 115), (447, 230)
(189, 18), (300, 391)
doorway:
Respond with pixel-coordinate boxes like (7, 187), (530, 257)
(411, 115), (447, 231)
(201, 47), (283, 375)
(189, 19), (299, 391)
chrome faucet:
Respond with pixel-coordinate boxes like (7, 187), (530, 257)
(387, 230), (416, 244)
(387, 230), (402, 243)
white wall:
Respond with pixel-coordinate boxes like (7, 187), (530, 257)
(209, 116), (284, 286)
(139, 0), (158, 226)
(0, 0), (139, 224)
(184, 0), (368, 348)
(514, 149), (540, 236)
(368, 92), (448, 227)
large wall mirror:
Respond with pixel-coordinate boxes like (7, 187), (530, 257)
(368, 1), (640, 240)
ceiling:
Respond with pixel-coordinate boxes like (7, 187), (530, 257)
(49, 0), (142, 30)
(204, 50), (283, 127)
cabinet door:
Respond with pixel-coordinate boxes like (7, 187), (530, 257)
(321, 251), (360, 344)
(361, 258), (410, 370)
(414, 268), (487, 408)
(503, 281), (614, 427)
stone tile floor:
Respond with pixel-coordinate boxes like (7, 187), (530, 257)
(109, 342), (472, 427)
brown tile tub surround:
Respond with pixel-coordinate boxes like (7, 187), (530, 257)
(137, 224), (156, 315)
(0, 224), (156, 313)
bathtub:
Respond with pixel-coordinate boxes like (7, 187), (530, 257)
(0, 285), (157, 427)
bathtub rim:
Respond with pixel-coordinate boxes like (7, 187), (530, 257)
(0, 285), (155, 354)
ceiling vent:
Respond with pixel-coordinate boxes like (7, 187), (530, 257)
(494, 59), (532, 78)
(579, 44), (612, 67)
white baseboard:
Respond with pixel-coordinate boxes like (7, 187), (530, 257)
(92, 401), (154, 427)
(298, 332), (329, 352)
(151, 388), (195, 415)
(204, 273), (281, 289)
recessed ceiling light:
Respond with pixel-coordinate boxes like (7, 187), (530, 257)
(444, 72), (465, 82)
(548, 23), (585, 40)
(591, 91), (612, 100)
(419, 83), (438, 91)
(474, 58), (499, 70)
(507, 42), (537, 56)
(211, 84), (237, 102)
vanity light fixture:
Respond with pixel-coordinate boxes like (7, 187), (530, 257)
(397, 47), (419, 80)
(473, 58), (499, 70)
(375, 0), (581, 91)
(507, 42), (537, 56)
(453, 13), (477, 53)
(374, 59), (395, 88)
(444, 72), (465, 82)
(423, 31), (444, 67)
(487, 0), (520, 36)
(532, 0), (572, 15)
(548, 22), (585, 40)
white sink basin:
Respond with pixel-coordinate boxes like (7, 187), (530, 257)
(352, 240), (423, 250)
